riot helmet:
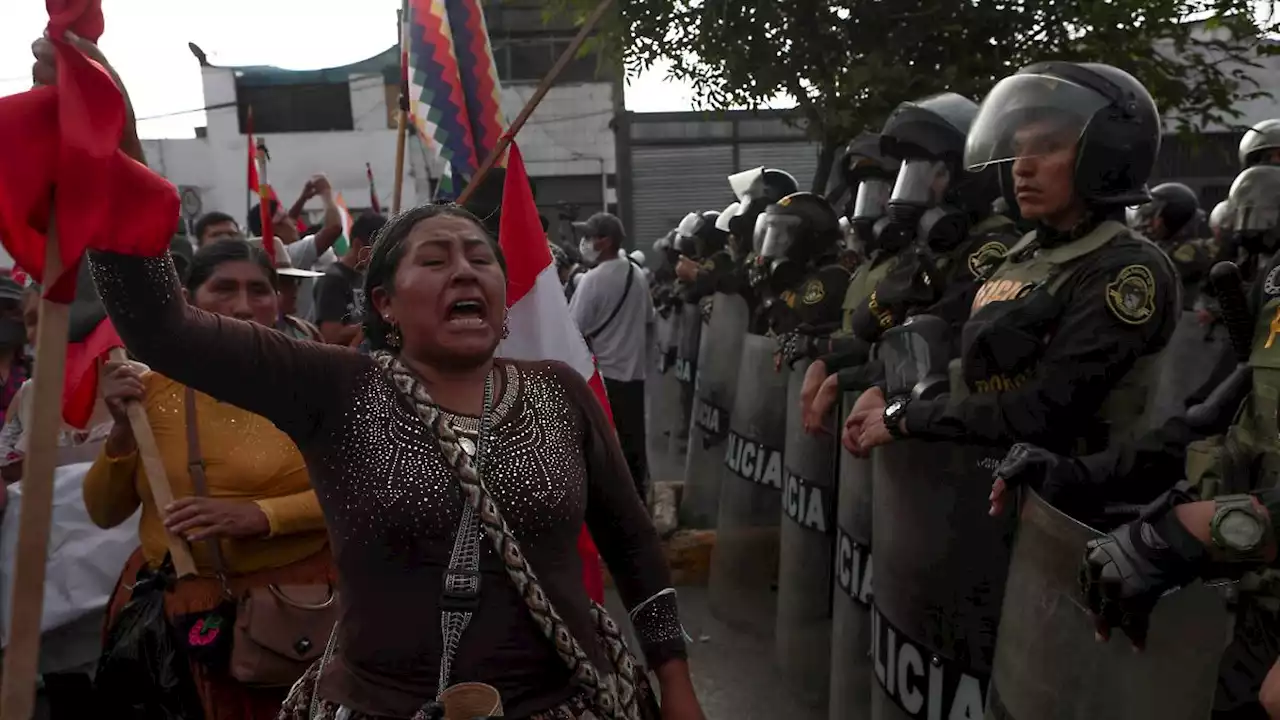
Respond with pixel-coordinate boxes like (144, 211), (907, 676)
(1227, 165), (1280, 252)
(1126, 182), (1201, 242)
(879, 93), (1000, 252)
(726, 167), (800, 252)
(676, 210), (729, 259)
(1209, 200), (1234, 241)
(673, 213), (701, 258)
(841, 132), (901, 253)
(654, 230), (680, 268)
(1239, 119), (1280, 168)
(966, 62), (1160, 215)
(751, 192), (842, 293)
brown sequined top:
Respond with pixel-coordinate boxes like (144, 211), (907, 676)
(89, 252), (686, 718)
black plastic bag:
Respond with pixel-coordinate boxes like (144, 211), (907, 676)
(94, 564), (202, 719)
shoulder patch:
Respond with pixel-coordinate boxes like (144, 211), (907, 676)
(701, 258), (717, 272)
(802, 279), (826, 305)
(1105, 264), (1157, 325)
(1264, 264), (1280, 299)
(968, 240), (1010, 279)
(1172, 243), (1198, 264)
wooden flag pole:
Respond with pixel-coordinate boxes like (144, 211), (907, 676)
(458, 0), (615, 207)
(0, 229), (71, 720)
(107, 348), (196, 577)
(393, 7), (410, 215)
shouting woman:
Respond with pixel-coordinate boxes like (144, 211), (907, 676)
(36, 33), (703, 720)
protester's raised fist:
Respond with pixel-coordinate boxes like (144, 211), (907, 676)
(31, 32), (116, 89)
(310, 174), (333, 197)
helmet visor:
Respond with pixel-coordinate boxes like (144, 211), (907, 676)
(890, 159), (951, 207)
(853, 178), (894, 221)
(964, 74), (1108, 170)
(756, 213), (802, 260)
(1230, 166), (1280, 232)
(715, 202), (740, 232)
(1209, 200), (1233, 231)
(676, 212), (703, 239)
(729, 167), (766, 201)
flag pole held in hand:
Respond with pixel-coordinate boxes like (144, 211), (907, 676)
(457, 0), (615, 206)
(0, 229), (71, 720)
(393, 6), (410, 215)
(107, 347), (197, 576)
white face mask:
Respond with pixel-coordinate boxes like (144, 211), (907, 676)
(579, 239), (602, 265)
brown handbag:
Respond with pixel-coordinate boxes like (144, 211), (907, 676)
(183, 387), (339, 687)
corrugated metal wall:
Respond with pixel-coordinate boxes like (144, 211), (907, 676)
(631, 145), (736, 252)
(739, 141), (823, 192)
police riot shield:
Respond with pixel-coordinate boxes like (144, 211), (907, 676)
(829, 391), (875, 720)
(1147, 311), (1229, 431)
(870, 438), (1014, 720)
(776, 358), (841, 708)
(985, 490), (1231, 720)
(681, 292), (750, 528)
(670, 301), (703, 456)
(708, 334), (789, 634)
(646, 312), (684, 468)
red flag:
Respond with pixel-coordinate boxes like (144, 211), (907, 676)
(0, 0), (179, 302)
(367, 162), (383, 214)
(497, 140), (614, 603)
(62, 259), (123, 428)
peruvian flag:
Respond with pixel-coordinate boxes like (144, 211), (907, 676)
(497, 141), (608, 603)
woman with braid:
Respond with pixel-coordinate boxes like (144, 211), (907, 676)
(38, 32), (702, 720)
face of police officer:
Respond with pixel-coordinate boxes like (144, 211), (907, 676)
(1011, 120), (1085, 229)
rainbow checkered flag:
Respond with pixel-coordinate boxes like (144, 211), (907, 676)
(405, 0), (506, 187)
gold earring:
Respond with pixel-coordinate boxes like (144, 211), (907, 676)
(385, 318), (401, 349)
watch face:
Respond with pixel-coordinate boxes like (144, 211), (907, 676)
(886, 398), (907, 421)
(1220, 508), (1265, 551)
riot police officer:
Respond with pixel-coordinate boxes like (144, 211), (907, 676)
(1128, 182), (1213, 310)
(673, 210), (734, 301)
(847, 60), (1178, 462)
(801, 96), (1020, 433)
(846, 93), (1014, 346)
(991, 165), (1280, 719)
(795, 134), (903, 426)
(1242, 119), (1280, 169)
(751, 192), (851, 342)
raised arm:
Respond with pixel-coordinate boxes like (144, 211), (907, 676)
(89, 251), (355, 444)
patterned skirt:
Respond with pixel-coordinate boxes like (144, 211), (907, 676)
(277, 660), (599, 720)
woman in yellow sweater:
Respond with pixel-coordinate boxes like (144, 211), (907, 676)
(85, 239), (334, 720)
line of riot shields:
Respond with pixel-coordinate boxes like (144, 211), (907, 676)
(639, 70), (1269, 719)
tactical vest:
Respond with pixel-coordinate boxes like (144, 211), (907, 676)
(837, 253), (898, 336)
(956, 220), (1174, 446)
(1186, 294), (1280, 499)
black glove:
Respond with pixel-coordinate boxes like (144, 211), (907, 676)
(1079, 497), (1209, 649)
(993, 443), (1089, 506)
(775, 332), (817, 369)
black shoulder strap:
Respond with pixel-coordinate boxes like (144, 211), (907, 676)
(585, 260), (636, 342)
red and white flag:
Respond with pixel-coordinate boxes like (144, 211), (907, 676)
(497, 141), (609, 603)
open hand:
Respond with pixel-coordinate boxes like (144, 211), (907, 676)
(164, 497), (271, 541)
(804, 372), (840, 435)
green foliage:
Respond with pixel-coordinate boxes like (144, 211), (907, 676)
(550, 0), (1280, 191)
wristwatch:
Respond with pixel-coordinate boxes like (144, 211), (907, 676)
(1210, 494), (1273, 562)
(883, 396), (911, 439)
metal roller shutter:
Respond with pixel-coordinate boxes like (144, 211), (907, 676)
(631, 145), (737, 254)
(738, 141), (823, 192)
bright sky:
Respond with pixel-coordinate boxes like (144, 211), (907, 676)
(0, 0), (724, 139)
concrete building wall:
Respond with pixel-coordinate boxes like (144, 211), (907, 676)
(140, 60), (616, 231)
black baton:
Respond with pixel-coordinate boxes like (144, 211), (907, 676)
(1209, 261), (1254, 362)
